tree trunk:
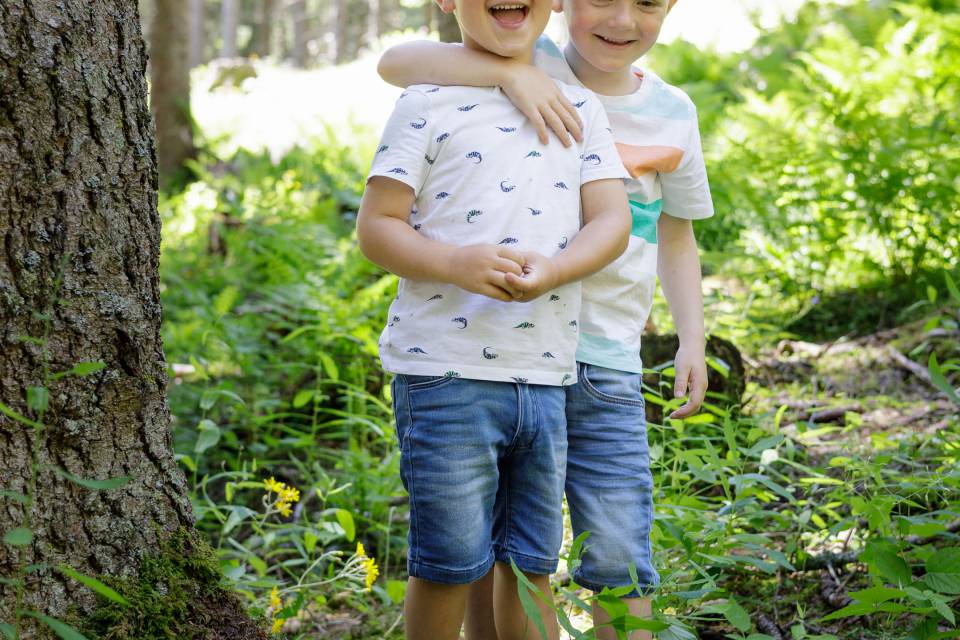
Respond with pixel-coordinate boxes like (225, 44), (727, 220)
(189, 0), (206, 67)
(220, 0), (239, 58)
(251, 0), (276, 59)
(0, 2), (257, 637)
(291, 0), (308, 68)
(151, 0), (195, 185)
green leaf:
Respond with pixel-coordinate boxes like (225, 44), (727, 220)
(194, 419), (221, 454)
(319, 352), (340, 381)
(946, 272), (960, 303)
(27, 387), (49, 413)
(0, 400), (43, 429)
(292, 390), (314, 408)
(872, 548), (912, 586)
(4, 527), (33, 546)
(931, 597), (956, 625)
(53, 361), (107, 380)
(0, 490), (30, 505)
(928, 353), (960, 404)
(336, 509), (355, 542)
(0, 622), (14, 640)
(21, 612), (90, 640)
(57, 564), (129, 606)
(721, 600), (753, 632)
(386, 579), (407, 604)
(820, 602), (877, 621)
(51, 467), (132, 491)
(303, 529), (317, 555)
(512, 562), (548, 640)
(849, 586), (905, 604)
(925, 548), (960, 594)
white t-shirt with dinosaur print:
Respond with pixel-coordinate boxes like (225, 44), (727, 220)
(368, 82), (627, 386)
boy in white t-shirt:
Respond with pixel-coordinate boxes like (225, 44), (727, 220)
(378, 1), (712, 638)
(356, 0), (632, 637)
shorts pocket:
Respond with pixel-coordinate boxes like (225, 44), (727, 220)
(580, 364), (645, 408)
(405, 373), (459, 392)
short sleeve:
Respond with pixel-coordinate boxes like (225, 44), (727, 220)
(660, 107), (714, 220)
(578, 97), (630, 185)
(367, 89), (433, 195)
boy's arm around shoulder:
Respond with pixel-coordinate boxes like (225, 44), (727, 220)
(377, 39), (582, 146)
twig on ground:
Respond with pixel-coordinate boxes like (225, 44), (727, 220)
(756, 613), (785, 640)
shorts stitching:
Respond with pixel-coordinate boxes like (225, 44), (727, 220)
(406, 375), (457, 392)
(400, 378), (421, 567)
(580, 364), (646, 408)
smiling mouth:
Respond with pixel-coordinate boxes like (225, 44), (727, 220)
(595, 34), (636, 46)
(489, 3), (530, 26)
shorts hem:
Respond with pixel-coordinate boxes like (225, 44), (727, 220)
(408, 553), (495, 585)
(493, 547), (559, 576)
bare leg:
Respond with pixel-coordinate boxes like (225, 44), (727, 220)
(592, 596), (652, 640)
(465, 566), (499, 640)
(492, 562), (559, 640)
(404, 577), (471, 640)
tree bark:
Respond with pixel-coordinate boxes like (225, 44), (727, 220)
(290, 0), (308, 68)
(220, 0), (239, 58)
(189, 0), (206, 67)
(151, 0), (195, 185)
(251, 0), (276, 59)
(0, 0), (207, 633)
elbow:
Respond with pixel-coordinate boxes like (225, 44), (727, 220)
(377, 53), (403, 87)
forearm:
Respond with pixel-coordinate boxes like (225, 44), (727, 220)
(657, 217), (705, 347)
(378, 41), (513, 89)
(357, 213), (455, 283)
(554, 204), (630, 286)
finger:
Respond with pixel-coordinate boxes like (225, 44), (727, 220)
(528, 109), (549, 145)
(495, 257), (524, 276)
(542, 108), (571, 147)
(496, 274), (527, 299)
(556, 92), (583, 131)
(496, 247), (526, 266)
(673, 367), (690, 399)
(689, 371), (708, 407)
(479, 283), (515, 302)
(553, 98), (583, 143)
(669, 400), (697, 420)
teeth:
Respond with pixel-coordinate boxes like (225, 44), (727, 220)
(492, 4), (525, 9)
(599, 35), (631, 44)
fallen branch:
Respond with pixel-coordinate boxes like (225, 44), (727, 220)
(756, 614), (785, 640)
(886, 346), (935, 387)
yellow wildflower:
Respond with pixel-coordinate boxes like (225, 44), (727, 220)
(279, 485), (300, 504)
(264, 476), (285, 494)
(277, 501), (293, 517)
(363, 555), (380, 591)
(269, 586), (282, 610)
(356, 542), (366, 558)
(271, 617), (285, 634)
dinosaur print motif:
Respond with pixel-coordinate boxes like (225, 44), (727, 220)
(376, 145), (389, 154)
(500, 181), (515, 193)
(558, 236), (568, 249)
(482, 347), (498, 360)
(511, 377), (529, 383)
(427, 294), (443, 301)
(569, 320), (578, 329)
(562, 374), (573, 385)
(514, 322), (535, 329)
(527, 208), (542, 216)
(542, 352), (555, 359)
(466, 210), (483, 223)
(497, 126), (516, 132)
(443, 370), (461, 377)
(426, 87), (440, 93)
(436, 191), (451, 200)
(458, 104), (479, 111)
(582, 154), (601, 165)
(388, 168), (408, 175)
(410, 117), (427, 129)
(499, 237), (518, 245)
(525, 151), (541, 158)
(452, 317), (468, 329)
(436, 132), (450, 143)
(413, 224), (422, 230)
(549, 294), (560, 301)
(466, 151), (483, 163)
(424, 154), (435, 165)
(554, 181), (569, 190)
(573, 99), (586, 108)
(407, 347), (427, 354)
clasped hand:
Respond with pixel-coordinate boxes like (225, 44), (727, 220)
(448, 245), (559, 303)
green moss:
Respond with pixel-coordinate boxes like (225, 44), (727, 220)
(78, 528), (269, 640)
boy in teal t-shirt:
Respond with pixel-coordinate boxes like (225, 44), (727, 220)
(378, 0), (712, 638)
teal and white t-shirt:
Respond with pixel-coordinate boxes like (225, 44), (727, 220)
(367, 82), (628, 385)
(534, 37), (714, 373)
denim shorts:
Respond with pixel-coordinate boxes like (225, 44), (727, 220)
(392, 374), (568, 584)
(565, 362), (659, 595)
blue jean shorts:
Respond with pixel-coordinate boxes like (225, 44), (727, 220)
(565, 362), (659, 595)
(391, 374), (568, 584)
